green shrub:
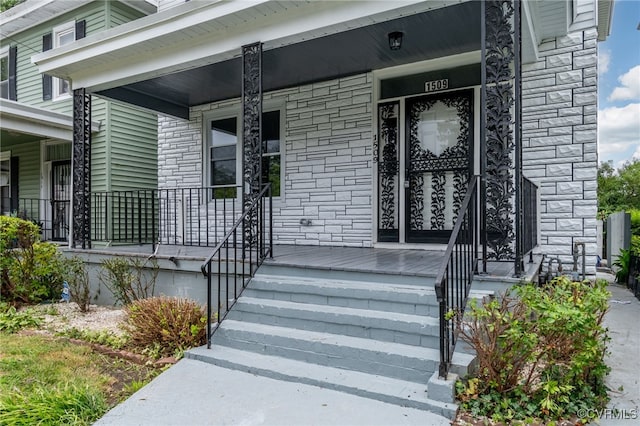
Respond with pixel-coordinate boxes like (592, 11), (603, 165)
(3, 238), (67, 305)
(0, 307), (42, 334)
(123, 296), (206, 358)
(61, 327), (128, 350)
(456, 277), (610, 422)
(0, 217), (71, 305)
(64, 257), (92, 312)
(629, 208), (640, 236)
(614, 248), (632, 284)
(98, 257), (158, 306)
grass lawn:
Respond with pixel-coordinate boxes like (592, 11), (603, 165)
(0, 332), (157, 426)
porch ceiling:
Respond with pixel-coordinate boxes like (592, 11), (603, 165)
(98, 1), (481, 118)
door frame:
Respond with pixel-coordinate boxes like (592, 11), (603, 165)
(372, 53), (481, 248)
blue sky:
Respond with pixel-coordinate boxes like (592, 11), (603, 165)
(598, 0), (640, 168)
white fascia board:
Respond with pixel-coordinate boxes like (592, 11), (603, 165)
(0, 0), (91, 38)
(33, 0), (444, 93)
(0, 99), (100, 140)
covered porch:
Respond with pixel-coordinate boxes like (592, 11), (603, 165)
(36, 0), (546, 384)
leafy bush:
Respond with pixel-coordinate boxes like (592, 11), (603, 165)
(123, 297), (206, 358)
(98, 257), (158, 305)
(456, 277), (610, 422)
(0, 306), (42, 334)
(614, 248), (632, 284)
(1, 218), (67, 306)
(64, 257), (92, 312)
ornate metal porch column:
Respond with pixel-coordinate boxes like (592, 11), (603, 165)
(481, 0), (522, 269)
(242, 42), (262, 244)
(72, 88), (91, 249)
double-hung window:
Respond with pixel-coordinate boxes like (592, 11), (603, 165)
(208, 109), (282, 198)
(52, 22), (75, 99)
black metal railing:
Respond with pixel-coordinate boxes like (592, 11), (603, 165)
(522, 176), (538, 259)
(434, 176), (479, 379)
(1, 198), (70, 242)
(91, 185), (241, 248)
(200, 184), (273, 348)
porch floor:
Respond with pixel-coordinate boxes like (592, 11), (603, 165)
(73, 243), (537, 281)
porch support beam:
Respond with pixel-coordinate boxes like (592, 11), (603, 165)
(482, 0), (518, 262)
(242, 42), (262, 205)
(72, 88), (91, 249)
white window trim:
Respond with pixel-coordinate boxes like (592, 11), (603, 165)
(0, 46), (9, 100)
(202, 100), (285, 199)
(52, 21), (75, 101)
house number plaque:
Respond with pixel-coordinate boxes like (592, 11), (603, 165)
(424, 79), (449, 93)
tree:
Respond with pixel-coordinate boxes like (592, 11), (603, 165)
(0, 0), (24, 12)
(598, 159), (640, 216)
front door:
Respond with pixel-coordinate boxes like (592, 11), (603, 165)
(51, 160), (71, 241)
(376, 89), (473, 244)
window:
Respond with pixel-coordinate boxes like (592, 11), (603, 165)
(0, 47), (8, 99)
(210, 117), (238, 198)
(0, 152), (10, 215)
(52, 22), (75, 99)
(261, 110), (281, 197)
(207, 109), (282, 198)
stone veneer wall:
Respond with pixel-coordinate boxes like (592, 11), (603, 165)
(521, 28), (599, 273)
(158, 73), (374, 247)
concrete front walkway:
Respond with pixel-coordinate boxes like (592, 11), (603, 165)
(94, 358), (451, 426)
(599, 277), (640, 426)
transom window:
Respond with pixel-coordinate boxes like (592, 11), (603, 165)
(208, 110), (281, 198)
(0, 48), (8, 100)
(52, 22), (75, 99)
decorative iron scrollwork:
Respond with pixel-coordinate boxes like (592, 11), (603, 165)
(484, 0), (516, 259)
(378, 103), (399, 233)
(72, 88), (91, 249)
(408, 92), (471, 231)
(242, 43), (262, 244)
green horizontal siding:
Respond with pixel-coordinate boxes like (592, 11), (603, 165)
(2, 140), (41, 200)
(108, 102), (157, 191)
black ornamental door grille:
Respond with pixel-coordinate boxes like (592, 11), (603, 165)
(405, 89), (473, 244)
(51, 160), (71, 241)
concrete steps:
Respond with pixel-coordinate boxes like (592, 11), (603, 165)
(186, 265), (480, 419)
(187, 345), (457, 419)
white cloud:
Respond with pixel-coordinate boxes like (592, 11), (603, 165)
(598, 103), (640, 159)
(634, 145), (640, 160)
(608, 65), (640, 102)
(598, 50), (610, 75)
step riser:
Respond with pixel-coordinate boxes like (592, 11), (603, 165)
(257, 264), (435, 286)
(227, 308), (440, 349)
(242, 287), (438, 316)
(185, 350), (456, 419)
(214, 330), (437, 383)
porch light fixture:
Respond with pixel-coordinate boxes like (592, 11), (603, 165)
(388, 31), (403, 50)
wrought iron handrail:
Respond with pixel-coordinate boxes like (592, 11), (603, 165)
(434, 175), (479, 379)
(200, 184), (273, 348)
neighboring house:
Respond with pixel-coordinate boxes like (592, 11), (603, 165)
(0, 0), (158, 244)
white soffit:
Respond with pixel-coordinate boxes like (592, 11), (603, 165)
(0, 99), (100, 141)
(32, 0), (462, 93)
